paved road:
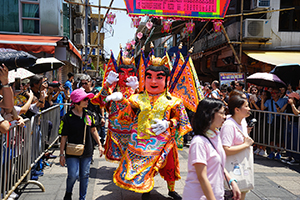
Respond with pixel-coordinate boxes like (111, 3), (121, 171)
(18, 146), (300, 200)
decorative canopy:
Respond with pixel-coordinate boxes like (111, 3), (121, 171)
(123, 0), (231, 20)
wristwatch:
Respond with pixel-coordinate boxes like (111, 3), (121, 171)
(2, 84), (10, 88)
(59, 154), (65, 157)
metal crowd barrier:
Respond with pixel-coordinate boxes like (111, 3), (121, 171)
(0, 105), (61, 200)
(251, 109), (300, 154)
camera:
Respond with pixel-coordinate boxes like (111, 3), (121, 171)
(247, 118), (257, 127)
(48, 82), (60, 88)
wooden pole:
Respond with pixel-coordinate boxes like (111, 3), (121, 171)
(221, 24), (242, 71)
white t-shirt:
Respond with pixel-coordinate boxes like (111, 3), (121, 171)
(183, 132), (226, 200)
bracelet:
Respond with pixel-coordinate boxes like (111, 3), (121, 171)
(229, 178), (237, 185)
(2, 84), (10, 88)
(59, 154), (65, 157)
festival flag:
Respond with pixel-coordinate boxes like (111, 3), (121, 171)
(180, 53), (205, 101)
(169, 51), (199, 112)
(101, 51), (117, 89)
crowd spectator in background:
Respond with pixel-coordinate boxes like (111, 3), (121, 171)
(261, 88), (288, 160)
(203, 82), (212, 98)
(230, 80), (236, 90)
(211, 80), (221, 99)
(235, 81), (249, 99)
(29, 75), (47, 112)
(281, 92), (300, 165)
(182, 98), (240, 200)
(64, 72), (74, 98)
(50, 82), (69, 118)
(249, 85), (260, 110)
(279, 87), (287, 99)
(286, 84), (294, 95)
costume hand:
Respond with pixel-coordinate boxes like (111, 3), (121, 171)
(126, 76), (139, 90)
(106, 92), (123, 101)
(151, 119), (169, 135)
(106, 71), (119, 85)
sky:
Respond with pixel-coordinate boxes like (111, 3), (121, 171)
(89, 0), (142, 58)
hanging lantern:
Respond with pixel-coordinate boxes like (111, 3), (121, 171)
(126, 42), (132, 50)
(124, 51), (129, 56)
(106, 12), (116, 25)
(146, 21), (153, 30)
(137, 32), (143, 40)
(131, 40), (136, 46)
(184, 22), (195, 35)
(213, 21), (222, 33)
(161, 20), (172, 33)
(131, 16), (141, 28)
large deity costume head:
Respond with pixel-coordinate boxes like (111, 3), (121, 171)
(145, 65), (170, 95)
(117, 64), (137, 87)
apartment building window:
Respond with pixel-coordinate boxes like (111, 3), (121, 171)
(279, 0), (300, 31)
(0, 0), (39, 34)
(63, 3), (70, 38)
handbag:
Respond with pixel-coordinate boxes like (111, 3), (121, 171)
(203, 135), (234, 200)
(66, 123), (87, 156)
(225, 126), (254, 192)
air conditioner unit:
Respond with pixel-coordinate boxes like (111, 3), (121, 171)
(242, 19), (271, 39)
(251, 0), (270, 10)
(75, 5), (82, 15)
(74, 33), (83, 44)
(74, 17), (82, 30)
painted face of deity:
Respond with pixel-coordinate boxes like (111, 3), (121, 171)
(145, 70), (168, 95)
(118, 67), (135, 87)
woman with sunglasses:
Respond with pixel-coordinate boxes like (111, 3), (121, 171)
(183, 98), (241, 200)
(59, 89), (104, 200)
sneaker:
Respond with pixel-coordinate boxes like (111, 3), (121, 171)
(253, 148), (260, 155)
(267, 152), (275, 159)
(274, 153), (282, 160)
(281, 157), (292, 163)
(258, 149), (267, 156)
(287, 159), (300, 166)
(168, 191), (182, 200)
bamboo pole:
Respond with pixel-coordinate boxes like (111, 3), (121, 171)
(239, 0), (244, 73)
(191, 21), (209, 46)
(221, 24), (242, 71)
(225, 7), (294, 18)
(96, 0), (101, 76)
(64, 0), (127, 11)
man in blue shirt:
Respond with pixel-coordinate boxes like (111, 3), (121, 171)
(64, 72), (74, 97)
(261, 88), (288, 160)
(51, 82), (69, 118)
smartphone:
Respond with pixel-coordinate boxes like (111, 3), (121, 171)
(15, 78), (21, 91)
(247, 118), (257, 127)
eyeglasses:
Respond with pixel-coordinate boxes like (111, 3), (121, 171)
(217, 111), (226, 115)
(83, 97), (89, 101)
(81, 82), (88, 85)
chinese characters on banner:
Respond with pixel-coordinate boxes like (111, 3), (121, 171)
(136, 0), (216, 12)
(219, 72), (245, 87)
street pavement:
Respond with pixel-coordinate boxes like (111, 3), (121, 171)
(18, 146), (300, 200)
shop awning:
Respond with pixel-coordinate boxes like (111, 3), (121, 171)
(244, 51), (300, 66)
(0, 34), (81, 59)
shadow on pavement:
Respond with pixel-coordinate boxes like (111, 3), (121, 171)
(254, 155), (300, 173)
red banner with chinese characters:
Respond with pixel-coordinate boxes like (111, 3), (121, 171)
(123, 0), (230, 20)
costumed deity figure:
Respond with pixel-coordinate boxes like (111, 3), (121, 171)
(111, 55), (192, 200)
(91, 53), (138, 162)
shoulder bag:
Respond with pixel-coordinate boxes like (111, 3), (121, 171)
(224, 126), (254, 192)
(66, 123), (87, 156)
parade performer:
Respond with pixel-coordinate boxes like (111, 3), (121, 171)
(91, 49), (138, 162)
(110, 55), (192, 200)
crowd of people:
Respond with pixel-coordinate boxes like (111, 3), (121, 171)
(1, 56), (300, 200)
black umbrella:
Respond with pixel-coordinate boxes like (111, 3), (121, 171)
(28, 57), (65, 74)
(0, 51), (37, 70)
(270, 64), (300, 87)
(247, 72), (287, 88)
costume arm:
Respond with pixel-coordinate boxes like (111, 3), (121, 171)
(90, 84), (112, 108)
(170, 101), (192, 136)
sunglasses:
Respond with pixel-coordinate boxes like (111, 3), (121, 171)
(83, 97), (89, 101)
(81, 82), (88, 85)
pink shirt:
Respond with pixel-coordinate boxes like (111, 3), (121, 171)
(182, 131), (226, 200)
(220, 117), (247, 147)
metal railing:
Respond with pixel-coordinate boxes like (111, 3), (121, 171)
(251, 110), (300, 154)
(1, 105), (61, 200)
